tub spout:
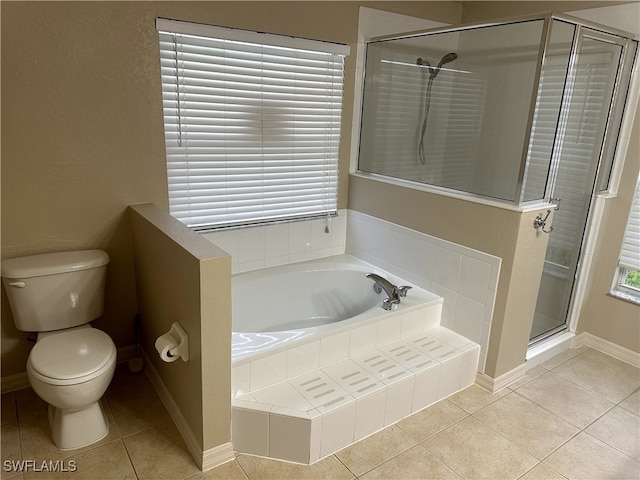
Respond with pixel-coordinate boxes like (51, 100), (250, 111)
(366, 273), (401, 310)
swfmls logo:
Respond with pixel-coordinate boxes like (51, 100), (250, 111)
(3, 460), (77, 473)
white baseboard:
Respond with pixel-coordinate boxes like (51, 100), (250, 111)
(475, 362), (528, 393)
(202, 443), (235, 472)
(1, 372), (29, 393)
(573, 332), (640, 368)
(141, 349), (234, 471)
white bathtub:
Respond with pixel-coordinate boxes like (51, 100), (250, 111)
(231, 254), (441, 361)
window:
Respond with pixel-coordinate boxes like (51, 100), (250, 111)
(156, 19), (349, 229)
(613, 176), (640, 303)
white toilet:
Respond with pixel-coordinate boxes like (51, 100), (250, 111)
(2, 250), (117, 450)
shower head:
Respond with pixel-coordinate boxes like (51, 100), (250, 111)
(417, 52), (458, 79)
(437, 52), (458, 69)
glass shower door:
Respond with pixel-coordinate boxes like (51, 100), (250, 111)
(529, 29), (626, 342)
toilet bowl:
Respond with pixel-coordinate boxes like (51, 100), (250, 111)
(27, 327), (117, 450)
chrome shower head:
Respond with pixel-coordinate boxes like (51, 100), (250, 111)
(433, 52), (457, 78)
(417, 53), (457, 79)
(438, 52), (457, 67)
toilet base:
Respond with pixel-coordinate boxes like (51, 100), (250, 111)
(48, 401), (109, 450)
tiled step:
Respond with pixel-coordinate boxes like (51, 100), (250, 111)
(232, 326), (479, 464)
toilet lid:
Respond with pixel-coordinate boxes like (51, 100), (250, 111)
(29, 329), (116, 381)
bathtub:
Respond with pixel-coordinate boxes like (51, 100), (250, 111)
(231, 254), (441, 362)
(230, 255), (482, 463)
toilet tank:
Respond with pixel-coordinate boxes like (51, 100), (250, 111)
(1, 250), (110, 332)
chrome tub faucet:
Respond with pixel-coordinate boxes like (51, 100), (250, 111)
(366, 273), (412, 310)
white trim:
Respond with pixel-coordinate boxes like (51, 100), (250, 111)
(1, 372), (29, 393)
(475, 362), (528, 393)
(202, 443), (236, 472)
(142, 349), (235, 470)
(573, 332), (640, 368)
(526, 331), (575, 367)
(156, 18), (349, 56)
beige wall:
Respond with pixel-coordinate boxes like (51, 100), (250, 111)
(460, 1), (632, 23)
(1, 1), (462, 377)
(129, 203), (231, 459)
(577, 102), (640, 353)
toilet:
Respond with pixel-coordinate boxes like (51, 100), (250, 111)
(2, 250), (116, 450)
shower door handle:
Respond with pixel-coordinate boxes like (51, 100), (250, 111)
(534, 209), (553, 234)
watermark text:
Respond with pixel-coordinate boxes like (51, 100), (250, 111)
(4, 459), (77, 473)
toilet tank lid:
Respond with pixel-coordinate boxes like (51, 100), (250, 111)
(1, 250), (109, 279)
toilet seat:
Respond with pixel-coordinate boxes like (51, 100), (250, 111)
(28, 328), (116, 386)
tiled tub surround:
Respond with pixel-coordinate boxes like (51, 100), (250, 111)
(346, 210), (501, 373)
(232, 325), (479, 464)
(230, 256), (479, 464)
(202, 211), (347, 274)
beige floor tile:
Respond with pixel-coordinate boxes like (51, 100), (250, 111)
(541, 346), (588, 370)
(619, 389), (640, 415)
(2, 393), (18, 426)
(507, 366), (547, 391)
(18, 399), (121, 463)
(551, 352), (640, 403)
(2, 423), (22, 480)
(105, 378), (171, 436)
(518, 463), (567, 480)
(14, 389), (47, 424)
(335, 424), (417, 477)
(586, 406), (640, 461)
(236, 454), (354, 480)
(545, 432), (640, 480)
(473, 392), (579, 460)
(579, 349), (640, 380)
(107, 363), (152, 394)
(423, 416), (537, 480)
(23, 441), (136, 480)
(397, 399), (468, 442)
(186, 460), (249, 480)
(515, 371), (614, 428)
(447, 384), (509, 414)
(360, 444), (462, 480)
(124, 421), (200, 480)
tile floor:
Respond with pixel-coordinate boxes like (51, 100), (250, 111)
(2, 346), (639, 480)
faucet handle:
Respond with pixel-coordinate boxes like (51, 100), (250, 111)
(398, 286), (412, 297)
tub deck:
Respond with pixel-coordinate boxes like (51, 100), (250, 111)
(231, 298), (480, 464)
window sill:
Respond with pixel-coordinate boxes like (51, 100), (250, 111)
(608, 289), (640, 306)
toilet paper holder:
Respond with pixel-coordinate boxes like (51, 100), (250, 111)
(156, 322), (189, 362)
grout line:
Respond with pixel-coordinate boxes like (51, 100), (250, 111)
(233, 456), (252, 480)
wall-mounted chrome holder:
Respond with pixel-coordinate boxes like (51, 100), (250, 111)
(534, 209), (553, 233)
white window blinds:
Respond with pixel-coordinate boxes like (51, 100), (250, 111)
(156, 18), (348, 229)
(619, 178), (640, 271)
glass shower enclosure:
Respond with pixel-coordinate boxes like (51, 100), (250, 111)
(357, 14), (638, 344)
